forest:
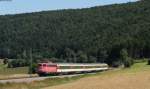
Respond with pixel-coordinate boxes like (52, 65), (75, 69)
(0, 0), (150, 66)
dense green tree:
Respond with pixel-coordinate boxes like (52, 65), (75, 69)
(0, 0), (150, 66)
(76, 50), (88, 63)
(120, 49), (134, 67)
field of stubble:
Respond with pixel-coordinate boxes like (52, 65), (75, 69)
(43, 62), (150, 89)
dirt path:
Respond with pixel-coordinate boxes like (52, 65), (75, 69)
(43, 71), (150, 89)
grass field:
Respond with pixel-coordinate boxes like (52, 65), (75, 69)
(0, 62), (150, 89)
(43, 62), (150, 89)
(0, 64), (29, 79)
(0, 66), (28, 75)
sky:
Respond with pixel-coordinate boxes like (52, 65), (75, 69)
(0, 0), (138, 15)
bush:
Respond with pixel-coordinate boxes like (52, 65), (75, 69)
(3, 58), (9, 65)
(120, 49), (134, 68)
(8, 59), (29, 68)
(148, 59), (150, 65)
(124, 57), (134, 68)
(112, 60), (123, 67)
(28, 63), (38, 74)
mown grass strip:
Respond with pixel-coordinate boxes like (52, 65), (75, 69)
(0, 75), (83, 89)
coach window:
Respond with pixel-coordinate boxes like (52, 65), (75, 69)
(43, 64), (47, 67)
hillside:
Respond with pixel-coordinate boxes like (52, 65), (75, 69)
(0, 0), (150, 64)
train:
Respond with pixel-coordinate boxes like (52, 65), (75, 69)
(37, 62), (109, 76)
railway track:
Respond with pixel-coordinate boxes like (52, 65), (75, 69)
(0, 73), (95, 83)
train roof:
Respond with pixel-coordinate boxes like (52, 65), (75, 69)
(39, 63), (108, 66)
